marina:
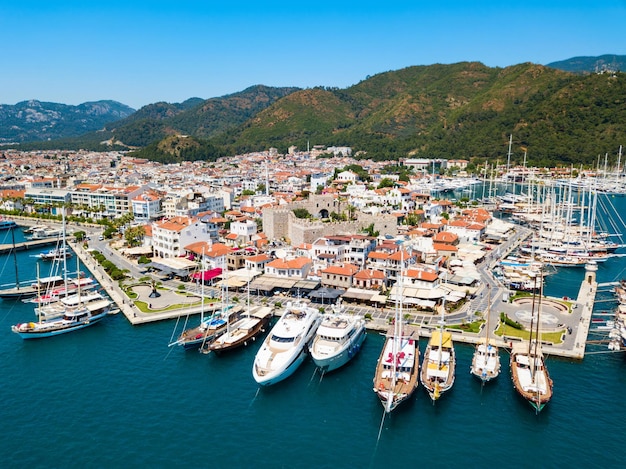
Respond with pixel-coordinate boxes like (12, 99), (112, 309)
(1, 187), (625, 467)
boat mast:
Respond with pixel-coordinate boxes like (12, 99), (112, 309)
(387, 248), (404, 412)
(10, 226), (19, 291)
(528, 274), (538, 360)
(505, 134), (513, 192)
(485, 284), (492, 345)
(532, 270), (545, 385)
(61, 207), (68, 299)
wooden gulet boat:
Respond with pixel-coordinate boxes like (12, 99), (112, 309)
(420, 300), (456, 402)
(510, 272), (554, 412)
(372, 252), (419, 413)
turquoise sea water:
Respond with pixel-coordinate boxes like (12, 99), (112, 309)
(1, 194), (626, 468)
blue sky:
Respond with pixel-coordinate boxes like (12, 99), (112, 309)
(1, 1), (624, 109)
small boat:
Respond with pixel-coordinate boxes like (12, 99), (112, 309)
(37, 246), (72, 261)
(204, 306), (273, 354)
(310, 299), (366, 373)
(27, 276), (96, 304)
(169, 304), (239, 350)
(252, 300), (321, 386)
(420, 303), (456, 401)
(0, 218), (17, 230)
(510, 342), (553, 412)
(470, 285), (501, 383)
(29, 226), (62, 239)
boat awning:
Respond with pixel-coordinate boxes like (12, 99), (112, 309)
(430, 330), (453, 347)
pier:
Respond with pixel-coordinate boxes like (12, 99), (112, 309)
(0, 238), (60, 254)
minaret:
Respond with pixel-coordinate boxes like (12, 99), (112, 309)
(265, 158), (269, 196)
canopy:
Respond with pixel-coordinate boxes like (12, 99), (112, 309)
(308, 287), (344, 303)
(430, 330), (453, 348)
(341, 287), (378, 301)
(192, 268), (222, 281)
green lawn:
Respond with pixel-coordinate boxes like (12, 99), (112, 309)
(495, 324), (564, 345)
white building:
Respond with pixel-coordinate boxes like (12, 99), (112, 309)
(152, 216), (212, 258)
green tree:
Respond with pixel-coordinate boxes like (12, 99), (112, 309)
(377, 178), (395, 189)
(292, 208), (312, 219)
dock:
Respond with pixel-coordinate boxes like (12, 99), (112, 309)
(0, 238), (60, 254)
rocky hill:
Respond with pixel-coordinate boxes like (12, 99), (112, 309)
(0, 100), (135, 143)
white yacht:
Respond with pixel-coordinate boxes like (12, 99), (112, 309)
(309, 300), (366, 373)
(252, 301), (321, 386)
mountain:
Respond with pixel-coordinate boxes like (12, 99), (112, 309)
(7, 56), (626, 167)
(0, 100), (135, 143)
(95, 85), (301, 147)
(212, 61), (626, 167)
(546, 55), (626, 74)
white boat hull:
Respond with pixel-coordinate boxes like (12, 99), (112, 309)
(11, 311), (108, 339)
(311, 326), (366, 372)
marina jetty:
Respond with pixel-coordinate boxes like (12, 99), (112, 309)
(0, 237), (59, 254)
(69, 232), (598, 359)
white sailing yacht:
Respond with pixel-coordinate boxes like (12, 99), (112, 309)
(470, 285), (501, 382)
(11, 209), (110, 339)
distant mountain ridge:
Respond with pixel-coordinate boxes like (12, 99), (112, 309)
(0, 100), (135, 143)
(546, 54), (626, 74)
(98, 85), (301, 147)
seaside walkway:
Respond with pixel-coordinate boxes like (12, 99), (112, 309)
(69, 228), (597, 358)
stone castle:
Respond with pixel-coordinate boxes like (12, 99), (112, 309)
(262, 194), (398, 246)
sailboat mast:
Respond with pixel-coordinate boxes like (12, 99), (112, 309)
(532, 271), (545, 382)
(528, 274), (538, 357)
(11, 226), (19, 290)
(62, 207), (68, 296)
(485, 284), (492, 344)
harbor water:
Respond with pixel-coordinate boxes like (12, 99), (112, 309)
(1, 195), (626, 468)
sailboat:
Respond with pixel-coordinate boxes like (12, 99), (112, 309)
(470, 285), (501, 382)
(169, 259), (238, 350)
(420, 300), (456, 401)
(204, 273), (272, 354)
(372, 255), (419, 413)
(11, 209), (110, 339)
(0, 226), (64, 300)
(510, 272), (554, 412)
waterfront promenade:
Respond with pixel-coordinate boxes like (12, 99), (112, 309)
(69, 227), (598, 359)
